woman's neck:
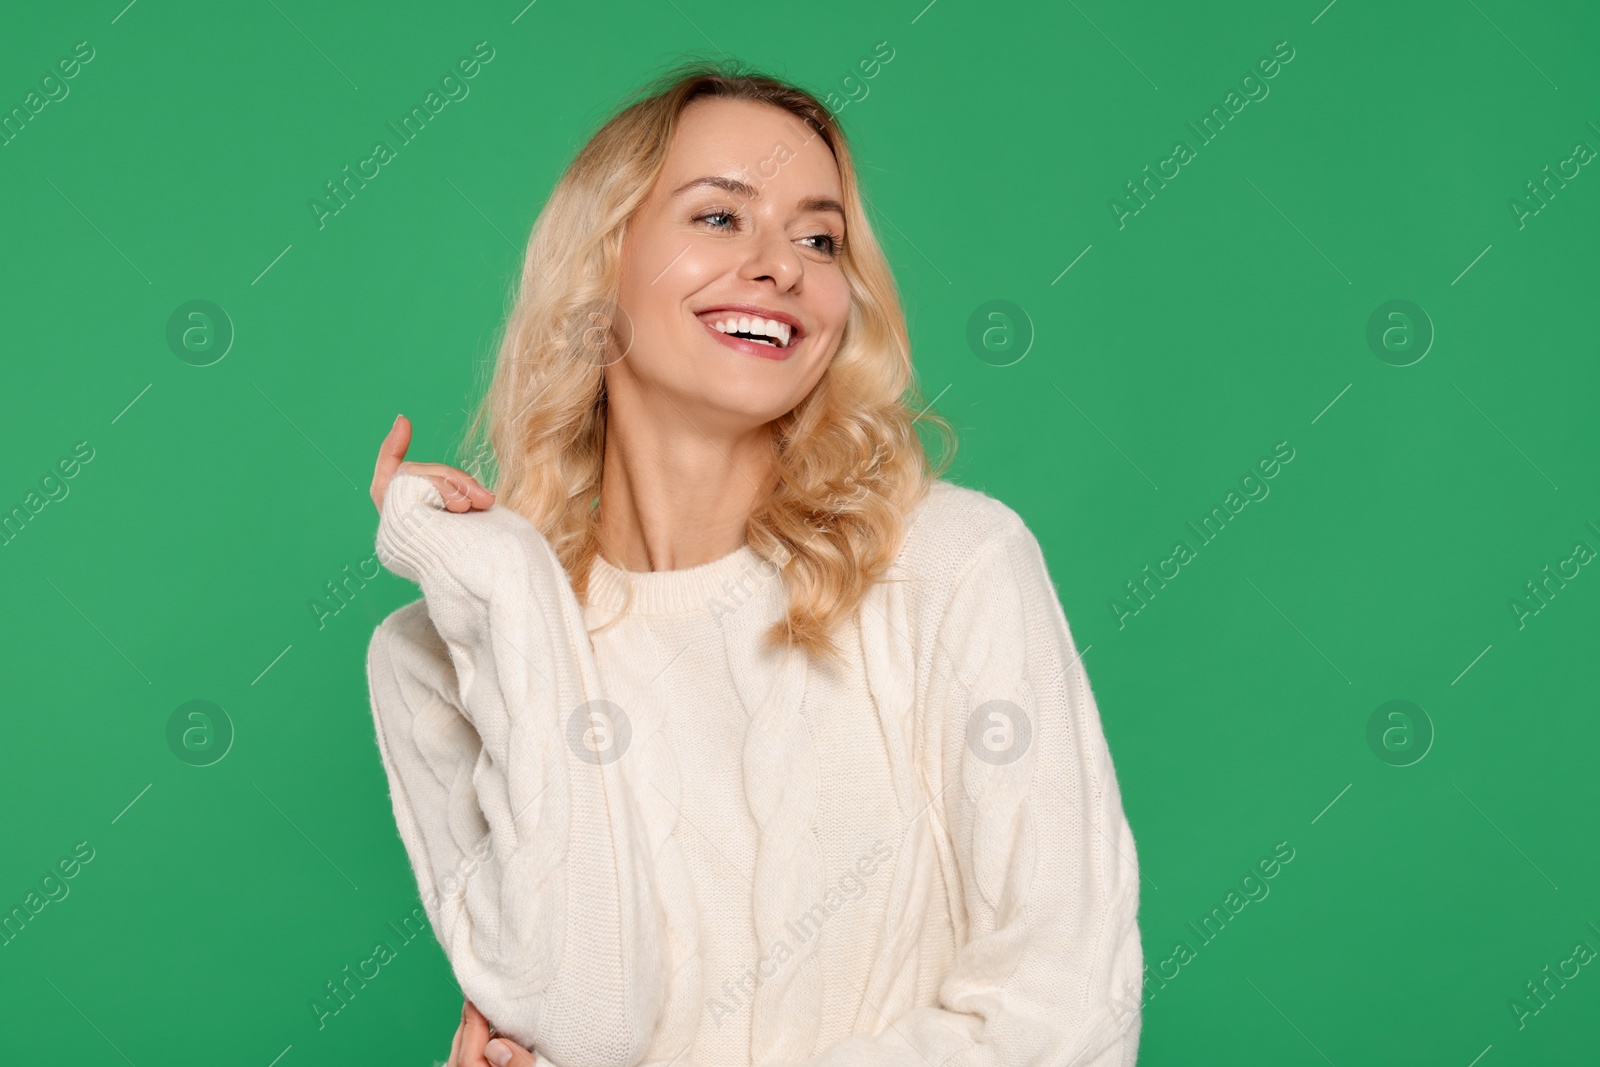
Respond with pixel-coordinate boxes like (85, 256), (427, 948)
(595, 420), (777, 573)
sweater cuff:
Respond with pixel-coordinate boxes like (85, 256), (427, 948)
(375, 471), (485, 584)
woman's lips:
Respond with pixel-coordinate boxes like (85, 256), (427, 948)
(699, 318), (796, 360)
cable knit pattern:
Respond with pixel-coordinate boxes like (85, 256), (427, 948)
(853, 570), (943, 1030)
(590, 611), (707, 1064)
(730, 630), (821, 1064)
(364, 472), (1143, 1067)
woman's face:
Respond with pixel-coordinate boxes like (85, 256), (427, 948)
(611, 96), (852, 434)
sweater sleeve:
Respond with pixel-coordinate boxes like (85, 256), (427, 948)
(767, 514), (1144, 1067)
(363, 471), (667, 1065)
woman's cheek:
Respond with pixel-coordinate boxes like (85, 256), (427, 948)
(815, 274), (853, 341)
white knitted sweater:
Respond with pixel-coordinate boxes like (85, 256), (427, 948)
(365, 471), (1143, 1067)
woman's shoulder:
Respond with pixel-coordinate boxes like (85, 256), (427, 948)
(891, 477), (1033, 615)
(902, 477), (1030, 557)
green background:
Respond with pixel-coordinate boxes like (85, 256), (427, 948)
(2, 0), (1596, 1063)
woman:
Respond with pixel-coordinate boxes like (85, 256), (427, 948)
(365, 60), (1143, 1067)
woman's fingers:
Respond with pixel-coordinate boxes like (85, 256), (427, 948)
(485, 1035), (540, 1066)
(396, 462), (496, 514)
(371, 414), (413, 513)
(436, 470), (495, 514)
(446, 997), (539, 1067)
(444, 1000), (467, 1066)
(369, 412), (496, 516)
(459, 1000), (541, 1066)
(456, 999), (495, 1066)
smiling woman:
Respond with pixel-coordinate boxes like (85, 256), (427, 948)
(363, 57), (1143, 1067)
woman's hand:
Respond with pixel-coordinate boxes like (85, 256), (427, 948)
(372, 414), (497, 515)
(446, 999), (541, 1066)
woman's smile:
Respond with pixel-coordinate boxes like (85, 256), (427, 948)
(693, 303), (806, 360)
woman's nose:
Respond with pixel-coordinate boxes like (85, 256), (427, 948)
(738, 226), (802, 289)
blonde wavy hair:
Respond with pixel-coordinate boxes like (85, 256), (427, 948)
(455, 57), (957, 665)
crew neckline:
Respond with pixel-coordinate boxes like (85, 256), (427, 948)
(586, 540), (767, 616)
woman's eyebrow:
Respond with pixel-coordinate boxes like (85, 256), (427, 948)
(671, 175), (845, 219)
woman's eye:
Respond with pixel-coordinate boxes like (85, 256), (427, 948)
(696, 210), (842, 257)
(801, 233), (843, 256)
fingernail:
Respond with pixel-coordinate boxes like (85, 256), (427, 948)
(485, 1038), (512, 1067)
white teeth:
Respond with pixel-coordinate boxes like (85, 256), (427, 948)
(704, 313), (795, 349)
